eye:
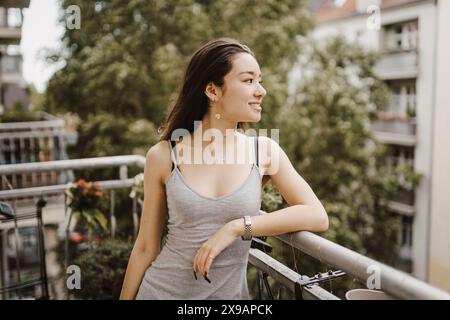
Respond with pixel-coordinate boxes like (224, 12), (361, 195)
(244, 79), (253, 83)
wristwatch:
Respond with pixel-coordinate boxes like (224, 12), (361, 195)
(241, 215), (252, 241)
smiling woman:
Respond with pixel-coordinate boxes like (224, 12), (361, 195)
(119, 38), (329, 300)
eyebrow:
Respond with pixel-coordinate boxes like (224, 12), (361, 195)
(238, 71), (262, 78)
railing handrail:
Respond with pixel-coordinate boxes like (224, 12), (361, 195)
(0, 120), (65, 131)
(0, 130), (66, 139)
(0, 179), (135, 200)
(270, 213), (450, 300)
(0, 155), (146, 175)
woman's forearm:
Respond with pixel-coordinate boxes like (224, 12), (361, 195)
(119, 246), (159, 300)
(229, 204), (328, 238)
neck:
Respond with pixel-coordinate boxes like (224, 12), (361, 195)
(195, 109), (238, 138)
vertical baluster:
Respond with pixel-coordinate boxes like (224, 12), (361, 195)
(53, 170), (58, 185)
(11, 200), (21, 296)
(119, 165), (128, 180)
(19, 138), (25, 188)
(30, 138), (37, 187)
(1, 229), (8, 299)
(0, 138), (5, 165)
(0, 138), (4, 190)
(41, 172), (46, 188)
(47, 136), (55, 185)
(10, 138), (17, 188)
(110, 190), (116, 239)
(38, 136), (44, 162)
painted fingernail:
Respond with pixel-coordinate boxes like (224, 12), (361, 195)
(203, 273), (211, 283)
(193, 270), (198, 280)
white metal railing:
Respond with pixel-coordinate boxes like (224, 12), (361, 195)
(0, 112), (71, 190)
(0, 155), (146, 237)
(1, 156), (449, 300)
(0, 155), (145, 176)
(273, 227), (450, 300)
(0, 155), (146, 299)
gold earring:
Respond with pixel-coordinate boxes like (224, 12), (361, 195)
(215, 113), (221, 120)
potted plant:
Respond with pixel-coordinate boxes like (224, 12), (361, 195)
(65, 179), (108, 246)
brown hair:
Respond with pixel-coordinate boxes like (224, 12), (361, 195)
(159, 38), (254, 141)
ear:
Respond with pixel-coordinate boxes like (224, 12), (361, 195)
(204, 82), (222, 102)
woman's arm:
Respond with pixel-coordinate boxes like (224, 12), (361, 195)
(231, 136), (329, 236)
(119, 142), (170, 300)
(195, 137), (329, 277)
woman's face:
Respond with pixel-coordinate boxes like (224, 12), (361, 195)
(216, 52), (266, 123)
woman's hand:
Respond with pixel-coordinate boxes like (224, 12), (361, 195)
(193, 220), (241, 279)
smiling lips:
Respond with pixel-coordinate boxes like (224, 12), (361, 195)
(249, 102), (262, 111)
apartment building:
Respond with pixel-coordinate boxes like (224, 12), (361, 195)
(308, 0), (450, 291)
(0, 0), (30, 113)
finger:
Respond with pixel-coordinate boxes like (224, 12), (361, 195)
(197, 249), (209, 275)
(204, 254), (215, 277)
(193, 249), (201, 272)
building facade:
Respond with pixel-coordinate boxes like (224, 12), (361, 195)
(0, 0), (29, 113)
(309, 0), (450, 291)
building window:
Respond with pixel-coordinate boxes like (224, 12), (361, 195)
(384, 20), (418, 52)
(7, 8), (22, 28)
(387, 145), (415, 174)
(386, 80), (416, 118)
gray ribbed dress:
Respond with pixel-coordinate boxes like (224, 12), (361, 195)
(135, 137), (262, 300)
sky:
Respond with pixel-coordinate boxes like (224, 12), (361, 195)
(21, 0), (64, 93)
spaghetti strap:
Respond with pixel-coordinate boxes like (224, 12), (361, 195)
(254, 136), (259, 167)
(168, 140), (177, 171)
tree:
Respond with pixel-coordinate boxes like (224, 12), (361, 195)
(44, 0), (314, 158)
(278, 36), (409, 272)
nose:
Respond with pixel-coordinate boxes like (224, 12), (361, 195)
(255, 82), (266, 98)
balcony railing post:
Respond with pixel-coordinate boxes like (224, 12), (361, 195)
(119, 165), (128, 180)
(36, 197), (49, 299)
(110, 190), (116, 239)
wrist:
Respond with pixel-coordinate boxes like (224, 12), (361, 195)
(228, 219), (244, 238)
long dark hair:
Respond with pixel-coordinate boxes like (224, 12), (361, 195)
(159, 38), (254, 141)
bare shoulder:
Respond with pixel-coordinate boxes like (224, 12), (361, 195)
(145, 140), (173, 184)
(257, 135), (280, 150)
(256, 135), (284, 176)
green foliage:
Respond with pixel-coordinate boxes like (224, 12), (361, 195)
(72, 239), (133, 300)
(67, 113), (159, 159)
(44, 0), (313, 157)
(278, 36), (406, 267)
(261, 181), (284, 213)
(0, 102), (39, 122)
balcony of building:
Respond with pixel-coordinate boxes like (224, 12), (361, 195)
(374, 20), (419, 80)
(371, 79), (417, 146)
(1, 53), (23, 84)
(0, 112), (78, 188)
(1, 156), (449, 300)
(0, 3), (29, 45)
